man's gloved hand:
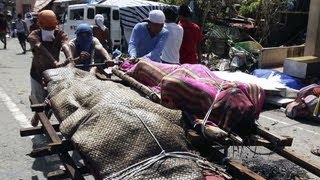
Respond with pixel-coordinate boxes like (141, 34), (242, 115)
(80, 51), (90, 60)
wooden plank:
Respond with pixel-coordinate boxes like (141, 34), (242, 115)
(47, 169), (69, 180)
(208, 148), (265, 180)
(259, 45), (305, 68)
(37, 112), (61, 143)
(27, 141), (73, 158)
(30, 103), (47, 112)
(47, 166), (90, 180)
(36, 112), (84, 180)
(20, 124), (60, 137)
(59, 153), (86, 180)
(256, 126), (293, 146)
(266, 147), (320, 178)
(243, 136), (272, 146)
(227, 160), (265, 180)
(187, 128), (274, 147)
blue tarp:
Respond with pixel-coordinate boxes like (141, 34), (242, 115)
(252, 69), (305, 90)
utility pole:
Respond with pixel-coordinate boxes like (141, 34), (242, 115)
(304, 0), (320, 57)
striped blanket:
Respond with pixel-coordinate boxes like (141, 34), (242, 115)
(121, 60), (265, 136)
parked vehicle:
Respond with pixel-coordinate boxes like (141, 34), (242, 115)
(61, 4), (121, 49)
(61, 0), (169, 51)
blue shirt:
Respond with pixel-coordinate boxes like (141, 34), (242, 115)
(128, 22), (169, 62)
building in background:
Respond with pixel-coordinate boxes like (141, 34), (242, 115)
(0, 0), (15, 17)
(16, 0), (36, 16)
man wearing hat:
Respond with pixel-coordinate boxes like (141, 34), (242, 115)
(28, 10), (72, 126)
(128, 10), (169, 62)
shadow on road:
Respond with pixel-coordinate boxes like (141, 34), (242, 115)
(291, 117), (320, 126)
(31, 175), (40, 180)
(16, 52), (28, 55)
(30, 134), (61, 178)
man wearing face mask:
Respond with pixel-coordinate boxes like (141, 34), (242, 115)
(128, 10), (169, 62)
(28, 10), (72, 103)
(69, 23), (112, 72)
(92, 14), (112, 55)
(28, 10), (72, 127)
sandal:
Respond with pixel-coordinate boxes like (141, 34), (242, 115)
(311, 147), (320, 156)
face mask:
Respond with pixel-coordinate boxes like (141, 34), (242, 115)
(95, 17), (106, 31)
(41, 29), (55, 42)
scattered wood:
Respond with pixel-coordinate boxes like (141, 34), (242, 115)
(256, 126), (293, 146)
(266, 147), (320, 177)
(227, 160), (265, 180)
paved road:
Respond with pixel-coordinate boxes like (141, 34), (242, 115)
(0, 38), (57, 180)
(0, 38), (320, 179)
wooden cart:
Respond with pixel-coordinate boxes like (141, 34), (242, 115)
(20, 68), (320, 180)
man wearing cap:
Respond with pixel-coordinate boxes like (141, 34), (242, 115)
(128, 10), (169, 62)
(178, 4), (202, 64)
(28, 10), (72, 106)
(161, 6), (183, 64)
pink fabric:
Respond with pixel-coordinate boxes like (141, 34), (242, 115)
(120, 59), (265, 119)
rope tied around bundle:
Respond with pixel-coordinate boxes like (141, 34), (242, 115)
(105, 103), (231, 180)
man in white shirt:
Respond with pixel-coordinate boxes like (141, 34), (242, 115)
(161, 6), (183, 64)
(24, 12), (33, 32)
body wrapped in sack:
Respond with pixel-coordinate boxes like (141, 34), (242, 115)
(43, 67), (226, 179)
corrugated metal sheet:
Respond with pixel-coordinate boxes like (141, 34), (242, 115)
(100, 0), (169, 29)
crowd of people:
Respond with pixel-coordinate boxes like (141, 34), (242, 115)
(1, 4), (202, 104)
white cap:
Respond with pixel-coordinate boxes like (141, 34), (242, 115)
(148, 10), (165, 24)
